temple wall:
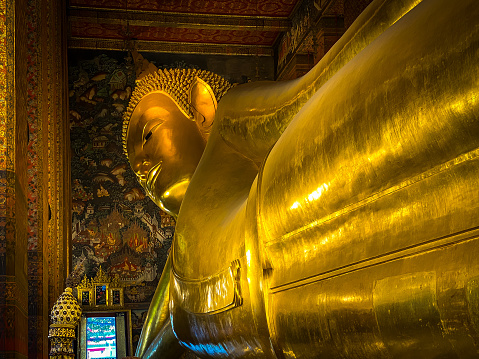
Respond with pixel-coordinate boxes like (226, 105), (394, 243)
(0, 0), (28, 356)
(0, 0), (69, 357)
(275, 0), (373, 80)
(344, 0), (375, 29)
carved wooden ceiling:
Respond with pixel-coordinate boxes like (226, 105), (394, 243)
(67, 0), (302, 56)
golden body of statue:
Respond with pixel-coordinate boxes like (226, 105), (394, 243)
(123, 0), (479, 357)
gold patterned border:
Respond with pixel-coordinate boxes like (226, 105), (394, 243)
(69, 8), (291, 31)
(77, 269), (125, 309)
(0, 0), (6, 168)
(109, 287), (124, 306)
(68, 37), (274, 56)
(46, 0), (70, 311)
(0, 0), (14, 173)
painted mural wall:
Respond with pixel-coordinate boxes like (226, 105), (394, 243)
(69, 53), (174, 286)
(68, 52), (176, 348)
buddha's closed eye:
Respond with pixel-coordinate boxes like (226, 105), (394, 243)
(145, 131), (153, 141)
(143, 122), (162, 147)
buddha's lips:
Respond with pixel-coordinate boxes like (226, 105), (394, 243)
(146, 161), (162, 195)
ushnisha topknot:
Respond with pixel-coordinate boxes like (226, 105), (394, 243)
(122, 68), (233, 156)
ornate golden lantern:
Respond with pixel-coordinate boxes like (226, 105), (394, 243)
(48, 287), (82, 358)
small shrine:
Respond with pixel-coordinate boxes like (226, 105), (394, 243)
(76, 267), (125, 308)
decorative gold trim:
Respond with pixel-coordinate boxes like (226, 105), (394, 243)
(68, 38), (274, 57)
(76, 269), (125, 309)
(68, 6), (292, 21)
(78, 288), (92, 306)
(90, 266), (109, 284)
(109, 287), (124, 306)
(77, 274), (92, 290)
(68, 8), (291, 31)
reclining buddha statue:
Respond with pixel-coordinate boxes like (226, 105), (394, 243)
(122, 0), (479, 357)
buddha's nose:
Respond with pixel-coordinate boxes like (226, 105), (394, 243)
(132, 157), (151, 180)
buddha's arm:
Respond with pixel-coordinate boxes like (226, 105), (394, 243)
(255, 0), (479, 355)
(259, 0), (479, 276)
(215, 0), (423, 164)
(141, 318), (184, 359)
(135, 255), (184, 358)
(258, 0), (479, 352)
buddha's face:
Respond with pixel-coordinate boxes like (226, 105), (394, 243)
(126, 91), (206, 217)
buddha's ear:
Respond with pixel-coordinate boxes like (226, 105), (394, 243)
(189, 76), (217, 140)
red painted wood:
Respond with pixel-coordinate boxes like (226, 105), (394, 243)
(69, 0), (298, 17)
(71, 21), (279, 45)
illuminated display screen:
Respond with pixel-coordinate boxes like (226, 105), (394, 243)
(86, 316), (117, 359)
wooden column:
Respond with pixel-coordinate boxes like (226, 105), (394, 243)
(0, 0), (70, 357)
(0, 0), (29, 357)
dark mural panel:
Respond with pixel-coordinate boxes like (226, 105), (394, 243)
(69, 52), (175, 305)
(68, 49), (275, 84)
(131, 308), (149, 350)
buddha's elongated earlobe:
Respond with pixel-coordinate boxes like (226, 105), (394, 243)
(189, 76), (217, 140)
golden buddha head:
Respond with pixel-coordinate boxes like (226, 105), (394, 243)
(123, 68), (232, 217)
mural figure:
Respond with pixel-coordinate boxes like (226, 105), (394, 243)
(123, 0), (479, 357)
